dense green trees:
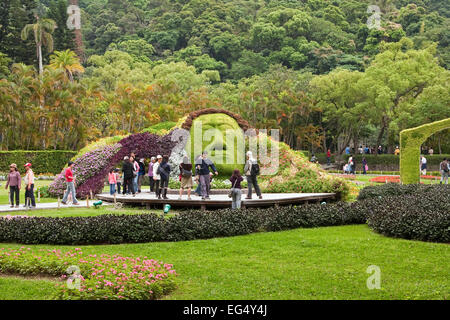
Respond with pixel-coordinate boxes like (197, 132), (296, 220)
(0, 0), (449, 152)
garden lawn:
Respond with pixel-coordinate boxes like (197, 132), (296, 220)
(0, 206), (175, 218)
(0, 224), (448, 300)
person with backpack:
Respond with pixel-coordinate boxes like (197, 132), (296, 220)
(122, 156), (135, 196)
(5, 163), (21, 208)
(158, 155), (171, 200)
(229, 169), (244, 209)
(178, 156), (193, 200)
(195, 151), (218, 200)
(244, 151), (262, 199)
(440, 158), (449, 185)
(61, 161), (80, 205)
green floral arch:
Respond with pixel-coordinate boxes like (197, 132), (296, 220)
(400, 118), (450, 184)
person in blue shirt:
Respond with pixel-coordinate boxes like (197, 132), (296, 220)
(195, 151), (218, 200)
(345, 146), (350, 155)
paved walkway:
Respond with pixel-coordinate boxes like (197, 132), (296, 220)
(0, 200), (110, 213)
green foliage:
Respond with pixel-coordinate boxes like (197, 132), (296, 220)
(400, 118), (450, 184)
(0, 150), (77, 175)
(0, 203), (366, 245)
(363, 185), (450, 243)
(141, 122), (177, 135)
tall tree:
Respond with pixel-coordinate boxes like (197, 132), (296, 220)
(21, 16), (56, 75)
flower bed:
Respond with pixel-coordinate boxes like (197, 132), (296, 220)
(369, 175), (441, 183)
(0, 247), (177, 300)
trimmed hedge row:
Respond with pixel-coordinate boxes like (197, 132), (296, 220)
(0, 151), (77, 175)
(315, 153), (450, 166)
(0, 202), (366, 245)
(366, 187), (450, 243)
(357, 183), (446, 201)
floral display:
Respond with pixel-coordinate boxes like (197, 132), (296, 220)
(0, 247), (177, 300)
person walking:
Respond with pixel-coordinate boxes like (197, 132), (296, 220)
(348, 155), (355, 174)
(5, 164), (21, 208)
(179, 156), (193, 200)
(195, 151), (218, 200)
(244, 151), (262, 199)
(420, 155), (427, 175)
(158, 155), (171, 200)
(362, 157), (368, 175)
(137, 158), (145, 193)
(394, 146), (400, 155)
(326, 149), (331, 165)
(229, 169), (244, 210)
(153, 155), (162, 199)
(108, 168), (117, 195)
(131, 156), (139, 193)
(23, 163), (36, 208)
(148, 157), (156, 192)
(122, 156), (135, 196)
(61, 161), (80, 205)
(440, 158), (449, 184)
(114, 168), (122, 194)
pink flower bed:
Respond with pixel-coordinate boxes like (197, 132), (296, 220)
(0, 247), (177, 300)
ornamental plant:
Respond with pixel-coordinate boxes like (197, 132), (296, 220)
(48, 132), (178, 198)
(0, 247), (177, 300)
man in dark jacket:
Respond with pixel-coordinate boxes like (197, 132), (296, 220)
(122, 156), (135, 196)
(195, 151), (218, 200)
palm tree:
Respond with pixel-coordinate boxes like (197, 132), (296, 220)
(21, 16), (57, 75)
(49, 49), (85, 81)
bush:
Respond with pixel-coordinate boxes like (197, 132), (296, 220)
(0, 247), (177, 300)
(0, 151), (77, 175)
(0, 203), (366, 245)
(357, 183), (445, 201)
(365, 187), (450, 243)
(141, 122), (176, 135)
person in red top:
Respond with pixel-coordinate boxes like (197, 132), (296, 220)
(62, 161), (79, 205)
(326, 149), (332, 165)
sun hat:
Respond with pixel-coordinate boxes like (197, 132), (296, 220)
(124, 156), (129, 160)
(24, 163), (32, 167)
(157, 155), (162, 159)
(10, 163), (17, 168)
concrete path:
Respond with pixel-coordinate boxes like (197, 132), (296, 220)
(0, 200), (111, 213)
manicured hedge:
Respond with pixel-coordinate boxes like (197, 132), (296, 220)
(0, 202), (366, 245)
(357, 183), (446, 201)
(0, 151), (77, 175)
(365, 188), (450, 243)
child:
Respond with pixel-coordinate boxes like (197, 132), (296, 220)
(115, 168), (122, 195)
(108, 168), (117, 195)
(229, 169), (244, 210)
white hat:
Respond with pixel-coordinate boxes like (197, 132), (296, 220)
(157, 155), (162, 159)
(124, 156), (129, 160)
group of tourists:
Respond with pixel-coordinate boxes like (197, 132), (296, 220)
(106, 150), (262, 209)
(4, 163), (36, 208)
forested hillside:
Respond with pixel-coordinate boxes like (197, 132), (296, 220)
(0, 0), (449, 152)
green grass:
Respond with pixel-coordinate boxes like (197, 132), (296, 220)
(0, 180), (55, 205)
(0, 205), (176, 218)
(1, 224), (448, 300)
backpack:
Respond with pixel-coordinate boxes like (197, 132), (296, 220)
(250, 162), (260, 176)
(181, 168), (192, 177)
(441, 162), (449, 173)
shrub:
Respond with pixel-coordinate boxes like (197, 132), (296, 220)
(0, 203), (366, 245)
(141, 122), (176, 135)
(357, 183), (445, 200)
(365, 188), (450, 243)
(0, 151), (77, 175)
(0, 247), (177, 300)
